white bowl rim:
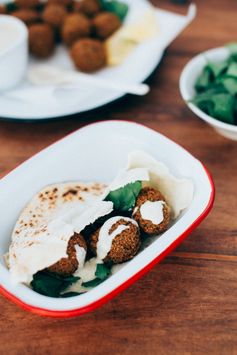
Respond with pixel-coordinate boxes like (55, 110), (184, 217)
(179, 46), (237, 133)
(0, 15), (28, 58)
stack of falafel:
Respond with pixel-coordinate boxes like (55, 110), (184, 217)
(46, 186), (171, 278)
(0, 0), (123, 72)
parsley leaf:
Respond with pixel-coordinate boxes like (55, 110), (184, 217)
(99, 0), (129, 21)
(31, 271), (80, 298)
(105, 181), (142, 212)
(82, 264), (111, 288)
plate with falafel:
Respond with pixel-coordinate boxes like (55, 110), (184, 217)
(0, 0), (196, 120)
(0, 121), (214, 316)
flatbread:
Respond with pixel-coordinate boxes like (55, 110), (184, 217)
(9, 182), (112, 284)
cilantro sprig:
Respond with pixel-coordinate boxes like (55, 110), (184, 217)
(31, 271), (80, 298)
(105, 181), (142, 212)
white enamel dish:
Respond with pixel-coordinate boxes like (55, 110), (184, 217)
(0, 121), (214, 317)
(0, 0), (195, 121)
(180, 47), (237, 141)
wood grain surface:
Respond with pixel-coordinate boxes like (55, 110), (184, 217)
(0, 1), (237, 354)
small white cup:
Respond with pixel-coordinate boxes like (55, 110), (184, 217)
(0, 15), (28, 91)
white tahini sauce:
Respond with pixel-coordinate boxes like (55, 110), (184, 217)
(0, 23), (19, 55)
(75, 245), (86, 269)
(75, 257), (99, 283)
(140, 200), (166, 225)
(97, 216), (138, 260)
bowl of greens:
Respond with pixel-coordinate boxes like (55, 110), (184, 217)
(180, 43), (237, 140)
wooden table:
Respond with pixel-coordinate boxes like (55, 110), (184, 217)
(0, 1), (237, 354)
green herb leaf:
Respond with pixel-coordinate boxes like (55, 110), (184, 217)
(222, 77), (237, 95)
(82, 264), (111, 288)
(226, 42), (237, 60)
(195, 66), (212, 92)
(99, 0), (129, 21)
(60, 292), (82, 298)
(82, 278), (104, 288)
(31, 271), (80, 298)
(105, 181), (142, 211)
(211, 93), (235, 124)
(95, 263), (111, 280)
(207, 60), (228, 78)
(226, 62), (237, 77)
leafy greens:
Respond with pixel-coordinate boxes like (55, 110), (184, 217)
(191, 42), (237, 125)
(105, 181), (142, 212)
(31, 271), (80, 298)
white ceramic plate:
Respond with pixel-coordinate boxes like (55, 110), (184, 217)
(0, 1), (195, 121)
(0, 121), (214, 317)
(180, 47), (237, 140)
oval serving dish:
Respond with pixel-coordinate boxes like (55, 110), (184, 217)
(0, 121), (215, 317)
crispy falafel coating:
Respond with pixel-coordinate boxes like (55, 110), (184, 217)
(48, 0), (73, 8)
(14, 0), (40, 8)
(29, 23), (55, 58)
(73, 0), (101, 17)
(11, 9), (40, 25)
(93, 12), (121, 39)
(71, 38), (106, 72)
(133, 187), (171, 235)
(47, 233), (87, 277)
(42, 4), (67, 29)
(90, 219), (141, 264)
(0, 4), (7, 14)
(62, 13), (91, 46)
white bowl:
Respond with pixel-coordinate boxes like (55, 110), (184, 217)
(180, 47), (237, 140)
(0, 15), (28, 91)
(0, 121), (214, 317)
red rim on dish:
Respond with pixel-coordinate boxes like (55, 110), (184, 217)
(0, 120), (215, 318)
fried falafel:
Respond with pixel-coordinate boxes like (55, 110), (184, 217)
(29, 23), (55, 58)
(11, 9), (40, 25)
(47, 0), (73, 8)
(90, 217), (141, 264)
(62, 13), (91, 46)
(42, 4), (67, 29)
(47, 233), (87, 277)
(73, 0), (101, 17)
(133, 187), (171, 235)
(0, 5), (7, 14)
(70, 38), (106, 72)
(14, 0), (40, 8)
(93, 11), (121, 39)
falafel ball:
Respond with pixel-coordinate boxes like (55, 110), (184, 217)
(70, 38), (106, 72)
(42, 4), (67, 29)
(93, 12), (121, 39)
(90, 217), (141, 264)
(47, 0), (73, 8)
(62, 13), (91, 46)
(0, 5), (7, 14)
(14, 0), (40, 8)
(133, 187), (171, 235)
(47, 233), (87, 277)
(11, 9), (40, 25)
(29, 23), (55, 58)
(73, 0), (101, 17)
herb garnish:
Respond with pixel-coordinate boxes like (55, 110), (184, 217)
(82, 264), (111, 288)
(99, 0), (129, 21)
(105, 181), (142, 212)
(31, 271), (80, 298)
(191, 42), (237, 125)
